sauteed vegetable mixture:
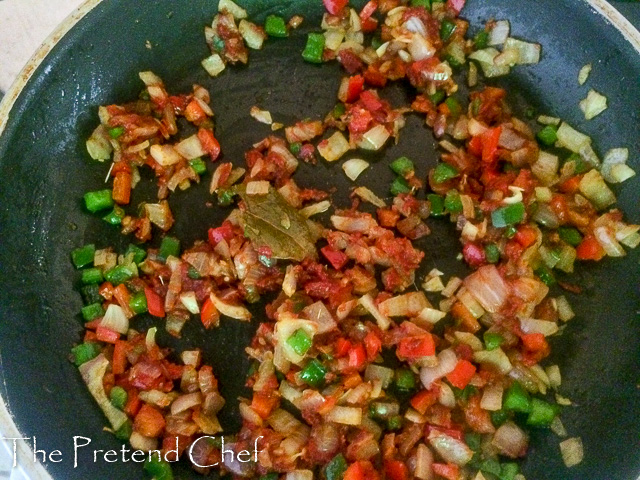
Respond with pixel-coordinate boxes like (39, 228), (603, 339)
(70, 0), (638, 479)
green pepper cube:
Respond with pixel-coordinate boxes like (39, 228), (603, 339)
(444, 190), (463, 214)
(102, 205), (125, 226)
(527, 398), (558, 427)
(302, 33), (325, 63)
(433, 163), (459, 184)
(187, 266), (201, 279)
(503, 381), (532, 413)
(387, 415), (403, 430)
(566, 152), (589, 174)
(71, 342), (102, 366)
(218, 188), (235, 206)
(536, 125), (558, 146)
(480, 458), (502, 476)
(371, 36), (383, 50)
(129, 290), (148, 315)
(143, 455), (174, 480)
(125, 244), (147, 264)
(394, 369), (417, 391)
(159, 236), (180, 261)
(265, 15), (288, 38)
(108, 126), (125, 139)
(81, 267), (103, 285)
(429, 90), (445, 105)
(81, 302), (105, 322)
(465, 432), (482, 451)
(289, 142), (302, 155)
(81, 284), (103, 305)
(189, 157), (207, 175)
(390, 176), (411, 196)
(558, 226), (583, 247)
(499, 462), (520, 480)
(474, 30), (489, 49)
(324, 453), (347, 480)
(259, 474), (279, 480)
(114, 420), (132, 441)
(535, 265), (556, 287)
(445, 96), (462, 117)
(411, 0), (431, 7)
(104, 264), (136, 285)
(299, 359), (327, 388)
(287, 329), (312, 356)
(390, 156), (415, 176)
(428, 194), (445, 217)
(490, 409), (509, 427)
(84, 189), (114, 213)
(440, 19), (457, 41)
(110, 386), (128, 410)
(484, 244), (501, 264)
(491, 202), (525, 228)
(71, 244), (96, 269)
(483, 332), (504, 351)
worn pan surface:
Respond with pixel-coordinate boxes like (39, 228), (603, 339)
(0, 0), (638, 479)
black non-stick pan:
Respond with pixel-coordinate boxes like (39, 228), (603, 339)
(0, 1), (638, 479)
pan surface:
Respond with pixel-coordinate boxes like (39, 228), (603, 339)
(0, 0), (638, 479)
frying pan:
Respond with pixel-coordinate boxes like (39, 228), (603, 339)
(0, 0), (638, 479)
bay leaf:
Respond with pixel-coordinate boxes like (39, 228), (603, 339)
(237, 185), (320, 261)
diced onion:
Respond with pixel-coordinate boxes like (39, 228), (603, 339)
(559, 437), (584, 467)
(300, 200), (331, 218)
(129, 432), (158, 452)
(357, 125), (391, 151)
(318, 131), (351, 162)
(359, 294), (391, 330)
(201, 54), (226, 77)
(171, 392), (203, 415)
(324, 406), (362, 426)
(245, 180), (270, 195)
(409, 33), (436, 61)
(579, 89), (607, 120)
(100, 304), (128, 334)
(537, 115), (561, 126)
(468, 48), (510, 77)
(578, 63), (592, 85)
(602, 147), (635, 183)
(239, 20), (266, 49)
(181, 350), (201, 367)
(179, 291), (200, 314)
(504, 38), (541, 64)
(218, 0), (247, 19)
(175, 135), (206, 160)
(364, 364), (394, 388)
(546, 364), (562, 389)
(551, 416), (567, 437)
(488, 20), (510, 45)
(420, 349), (457, 388)
(519, 317), (559, 337)
(594, 226), (626, 257)
(86, 125), (113, 161)
(480, 384), (504, 411)
(453, 331), (483, 351)
(208, 292), (252, 321)
(492, 421), (528, 458)
(464, 265), (510, 313)
(556, 122), (591, 153)
(379, 291), (429, 317)
(342, 159), (369, 181)
(428, 431), (474, 466)
(324, 29), (345, 51)
(303, 301), (337, 334)
(282, 265), (297, 297)
(473, 348), (513, 374)
(286, 470), (314, 480)
(532, 151), (559, 186)
(438, 382), (456, 408)
(414, 443), (434, 480)
(250, 106), (273, 125)
(150, 144), (183, 166)
(579, 169), (616, 211)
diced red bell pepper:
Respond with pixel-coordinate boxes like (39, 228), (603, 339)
(397, 334), (435, 360)
(432, 463), (460, 480)
(346, 75), (365, 103)
(450, 301), (481, 334)
(335, 337), (352, 357)
(521, 333), (548, 352)
(124, 388), (141, 416)
(200, 296), (220, 329)
(482, 126), (502, 163)
(558, 175), (582, 194)
(112, 340), (129, 375)
(410, 389), (438, 415)
(576, 234), (606, 261)
(359, 1), (377, 21)
(323, 0), (349, 15)
(208, 221), (235, 245)
(384, 459), (409, 480)
(134, 404), (166, 438)
(468, 135), (483, 157)
(361, 17), (378, 33)
(462, 242), (486, 267)
(364, 331), (382, 361)
(321, 245), (349, 270)
(112, 172), (132, 205)
(344, 460), (380, 480)
(359, 90), (383, 111)
(184, 99), (207, 123)
(446, 359), (477, 390)
(348, 343), (367, 370)
(251, 392), (278, 419)
(144, 286), (165, 318)
(514, 224), (538, 248)
(96, 326), (120, 344)
(197, 128), (221, 161)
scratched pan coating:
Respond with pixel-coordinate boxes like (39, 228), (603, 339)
(0, 0), (638, 479)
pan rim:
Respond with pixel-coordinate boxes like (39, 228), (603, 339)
(0, 0), (638, 479)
